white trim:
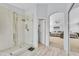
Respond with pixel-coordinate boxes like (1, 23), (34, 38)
(46, 11), (65, 47)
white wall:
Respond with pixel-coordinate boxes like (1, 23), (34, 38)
(37, 4), (48, 18)
(48, 3), (67, 16)
(32, 5), (38, 47)
(50, 13), (64, 32)
(0, 4), (25, 15)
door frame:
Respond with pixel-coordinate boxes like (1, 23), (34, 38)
(45, 3), (74, 56)
(38, 19), (46, 45)
(46, 11), (64, 47)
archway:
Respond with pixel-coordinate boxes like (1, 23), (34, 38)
(49, 12), (64, 49)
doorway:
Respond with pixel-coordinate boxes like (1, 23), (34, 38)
(49, 12), (64, 49)
(38, 19), (46, 47)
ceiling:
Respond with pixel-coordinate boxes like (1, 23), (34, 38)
(8, 3), (68, 11)
(8, 3), (36, 11)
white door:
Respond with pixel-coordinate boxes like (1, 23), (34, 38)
(39, 19), (46, 45)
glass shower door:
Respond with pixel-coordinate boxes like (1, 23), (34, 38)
(69, 6), (79, 56)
